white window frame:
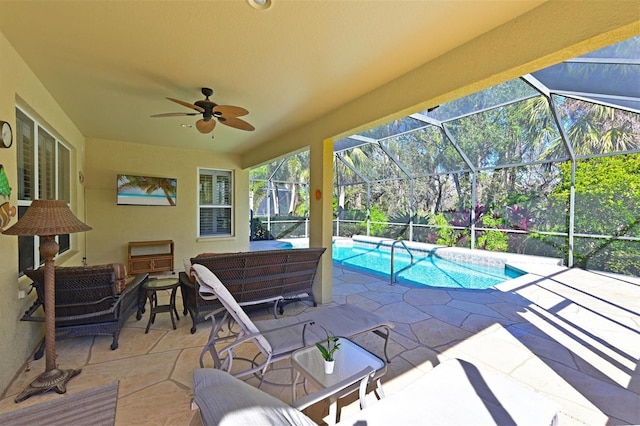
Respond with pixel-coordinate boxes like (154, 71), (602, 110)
(15, 107), (72, 272)
(198, 168), (234, 237)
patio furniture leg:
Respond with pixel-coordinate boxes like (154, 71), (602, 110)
(375, 378), (385, 399)
(328, 396), (337, 425)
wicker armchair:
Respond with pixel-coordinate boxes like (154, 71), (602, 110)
(22, 264), (148, 359)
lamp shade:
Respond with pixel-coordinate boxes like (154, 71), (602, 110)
(2, 200), (91, 236)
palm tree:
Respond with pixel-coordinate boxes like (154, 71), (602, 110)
(283, 152), (309, 216)
(533, 96), (639, 159)
(118, 175), (176, 206)
(249, 164), (269, 214)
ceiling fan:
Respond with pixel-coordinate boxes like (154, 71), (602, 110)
(151, 87), (254, 134)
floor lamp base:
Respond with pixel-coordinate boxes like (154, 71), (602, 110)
(15, 368), (81, 403)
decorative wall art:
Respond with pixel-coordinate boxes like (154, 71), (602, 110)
(0, 164), (16, 231)
(0, 202), (16, 231)
(117, 174), (177, 206)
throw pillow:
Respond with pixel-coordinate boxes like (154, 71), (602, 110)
(111, 263), (128, 293)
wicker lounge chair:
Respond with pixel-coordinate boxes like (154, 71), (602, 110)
(22, 264), (147, 358)
(191, 264), (393, 381)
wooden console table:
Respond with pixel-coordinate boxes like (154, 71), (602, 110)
(128, 240), (174, 275)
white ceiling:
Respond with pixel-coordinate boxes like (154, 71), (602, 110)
(0, 1), (547, 155)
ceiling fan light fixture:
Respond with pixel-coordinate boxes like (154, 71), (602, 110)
(196, 118), (216, 134)
(152, 87), (254, 135)
(247, 0), (272, 10)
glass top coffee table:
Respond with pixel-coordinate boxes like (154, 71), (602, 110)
(291, 337), (386, 424)
(143, 278), (180, 333)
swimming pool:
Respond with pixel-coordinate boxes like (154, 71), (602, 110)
(332, 243), (522, 289)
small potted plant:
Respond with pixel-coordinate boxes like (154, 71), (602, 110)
(315, 327), (340, 374)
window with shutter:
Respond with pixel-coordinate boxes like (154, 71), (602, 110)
(198, 168), (233, 237)
(38, 128), (55, 199)
(16, 109), (34, 201)
(15, 107), (72, 272)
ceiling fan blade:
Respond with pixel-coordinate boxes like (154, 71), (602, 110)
(196, 118), (216, 134)
(218, 116), (255, 131)
(150, 112), (199, 118)
(167, 97), (205, 113)
(213, 105), (249, 117)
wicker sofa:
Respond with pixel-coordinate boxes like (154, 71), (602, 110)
(22, 264), (148, 359)
(180, 248), (326, 333)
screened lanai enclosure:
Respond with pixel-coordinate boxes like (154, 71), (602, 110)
(250, 35), (640, 277)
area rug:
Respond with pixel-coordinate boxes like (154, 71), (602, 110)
(0, 381), (119, 426)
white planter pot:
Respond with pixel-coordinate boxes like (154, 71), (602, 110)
(324, 360), (335, 374)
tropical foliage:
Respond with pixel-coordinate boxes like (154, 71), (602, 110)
(546, 154), (640, 274)
(251, 55), (640, 276)
(332, 79), (639, 275)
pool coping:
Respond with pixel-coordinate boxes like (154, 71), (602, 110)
(341, 235), (564, 272)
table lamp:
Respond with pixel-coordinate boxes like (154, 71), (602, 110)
(3, 200), (92, 402)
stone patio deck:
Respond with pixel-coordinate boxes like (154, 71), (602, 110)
(1, 263), (638, 425)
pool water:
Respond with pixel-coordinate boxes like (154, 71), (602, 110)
(332, 244), (521, 289)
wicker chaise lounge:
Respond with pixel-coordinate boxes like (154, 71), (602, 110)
(22, 264), (147, 358)
(180, 248), (326, 333)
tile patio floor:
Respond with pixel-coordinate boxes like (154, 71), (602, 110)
(0, 263), (639, 425)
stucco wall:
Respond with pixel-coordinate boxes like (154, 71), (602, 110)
(0, 31), (87, 396)
(84, 138), (250, 267)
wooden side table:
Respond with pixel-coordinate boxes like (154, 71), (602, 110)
(143, 278), (180, 333)
(291, 338), (386, 424)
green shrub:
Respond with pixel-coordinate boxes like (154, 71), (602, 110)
(476, 215), (508, 252)
(366, 206), (389, 236)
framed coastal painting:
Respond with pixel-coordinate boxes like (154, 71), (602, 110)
(117, 174), (177, 206)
